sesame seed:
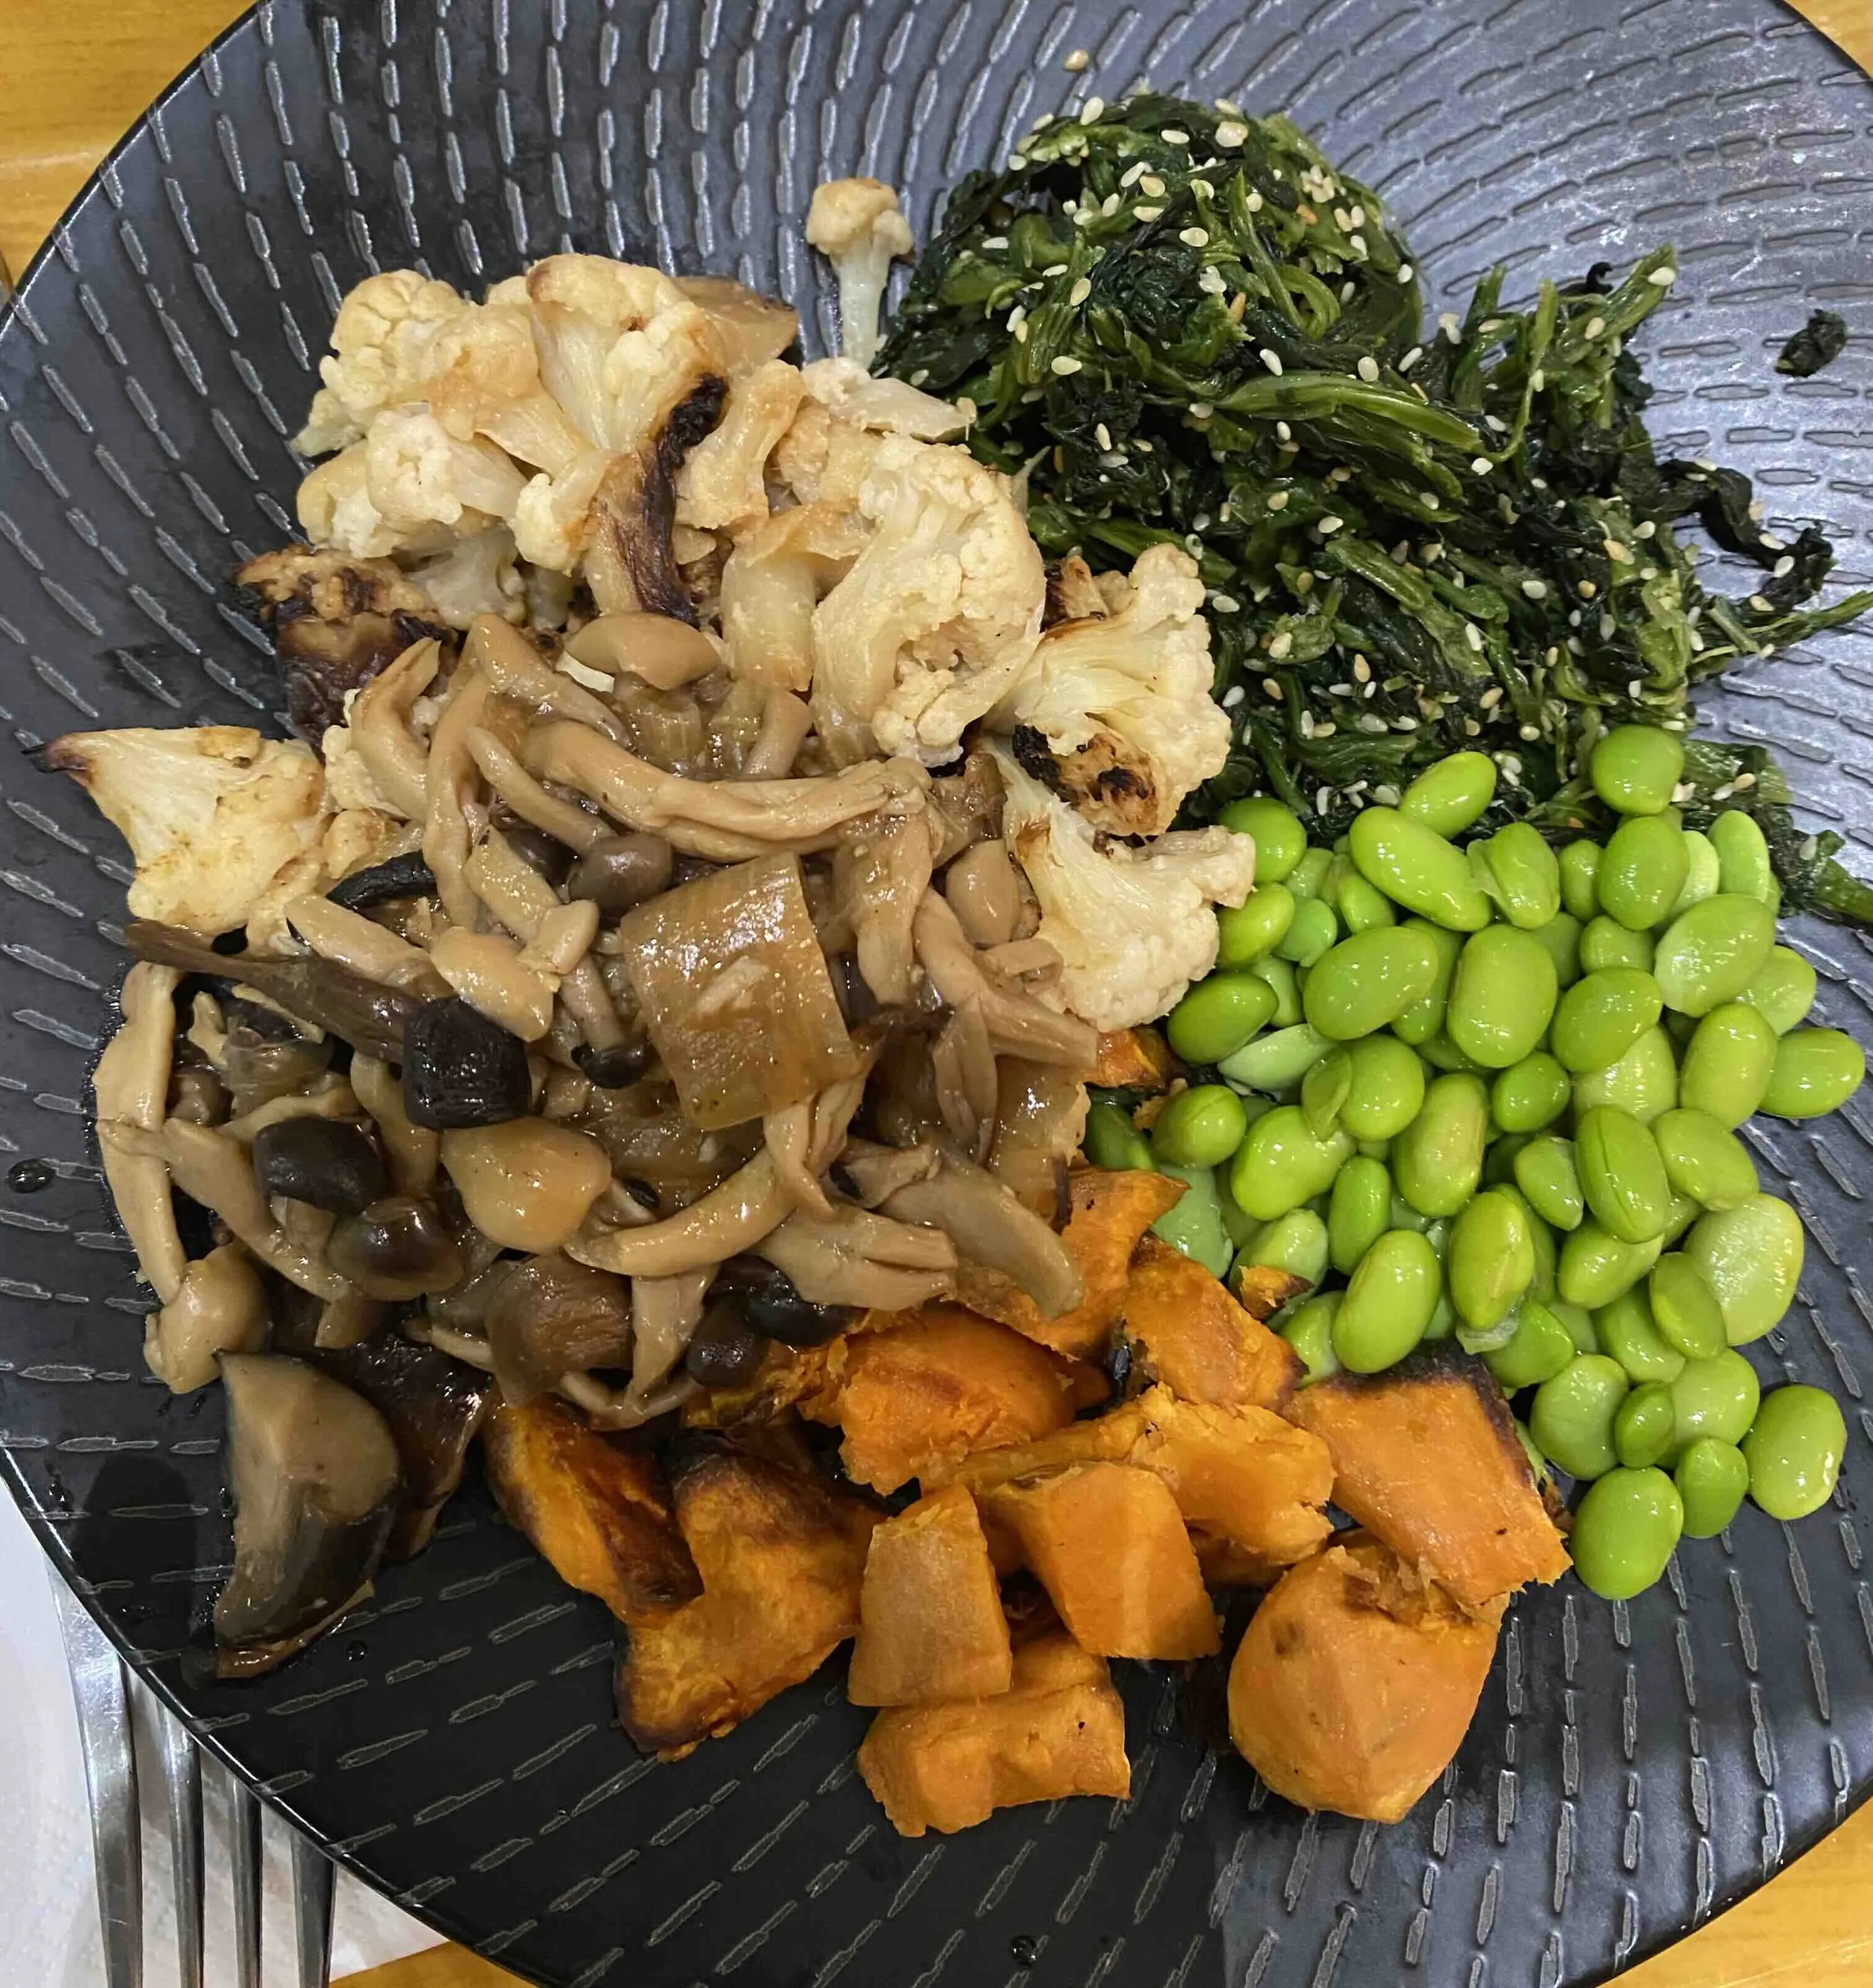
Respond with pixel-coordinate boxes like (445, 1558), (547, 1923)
(1577, 579), (1598, 600)
(1604, 539), (1632, 563)
(1392, 715), (1419, 731)
(1471, 456), (1493, 475)
(1735, 771), (1756, 790)
(1318, 515), (1344, 535)
(1774, 554), (1795, 578)
(1299, 710), (1315, 738)
(1334, 207), (1352, 231)
(1522, 579), (1548, 600)
(1260, 348), (1284, 374)
(1246, 190), (1264, 212)
(1263, 678), (1283, 700)
(1216, 120), (1248, 148)
(1050, 355), (1083, 375)
(1014, 321), (1030, 344)
(1530, 368), (1546, 392)
(1648, 265), (1677, 286)
(1069, 277), (1093, 305)
(1121, 161), (1146, 188)
(1180, 226), (1210, 248)
(1161, 127), (1191, 144)
(1212, 594), (1240, 613)
(1101, 192), (1121, 216)
(1519, 723), (1540, 742)
(1439, 312), (1461, 343)
(1465, 623), (1484, 653)
(1190, 401), (1214, 418)
(1420, 494), (1440, 511)
(1268, 631), (1294, 659)
(1342, 281), (1356, 304)
(1063, 47), (1091, 71)
(1094, 422), (1112, 450)
(1198, 268), (1227, 294)
(1480, 686), (1504, 708)
(1350, 233), (1368, 256)
(1141, 175), (1167, 197)
(1357, 356), (1379, 383)
(1315, 723), (1338, 739)
(1222, 684), (1245, 708)
(1134, 206), (1164, 222)
(1276, 421), (1292, 442)
(1759, 529), (1786, 550)
(1359, 713), (1388, 733)
(1602, 616), (1618, 640)
(1352, 654), (1371, 682)
(1399, 345), (1423, 373)
(1079, 96), (1105, 122)
(1397, 263), (1415, 284)
(1317, 785), (1335, 814)
(1635, 520), (1657, 539)
(1042, 262), (1068, 276)
(1267, 490), (1289, 510)
(1008, 304), (1027, 329)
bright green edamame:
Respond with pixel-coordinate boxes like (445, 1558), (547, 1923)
(1328, 1155), (1393, 1274)
(1528, 911), (1583, 989)
(1287, 846), (1334, 901)
(1471, 823), (1563, 929)
(1391, 919), (1463, 1046)
(1652, 1108), (1758, 1211)
(1150, 1162), (1234, 1278)
(1651, 894), (1777, 1017)
(1228, 1106), (1353, 1222)
(1492, 1052), (1572, 1134)
(1168, 971), (1278, 1065)
(1552, 1299), (1600, 1355)
(1559, 1219), (1663, 1311)
(1302, 926), (1441, 1041)
(1301, 1047), (1352, 1139)
(1219, 797), (1307, 883)
(1338, 1035), (1427, 1141)
(1219, 1022), (1333, 1093)
(1571, 1466), (1684, 1599)
(1216, 884), (1295, 967)
(1333, 1229), (1442, 1373)
(1445, 925), (1558, 1069)
(1599, 815), (1689, 931)
(1392, 1072), (1491, 1217)
(1514, 1134), (1584, 1231)
(1668, 830), (1722, 919)
(1281, 1291), (1342, 1386)
(1677, 1003), (1777, 1127)
(1420, 1032), (1486, 1074)
(1579, 915), (1654, 975)
(1531, 1354), (1631, 1480)
(1348, 807), (1492, 931)
(1669, 1350), (1761, 1458)
(1760, 1028), (1866, 1119)
(1448, 1189), (1535, 1329)
(1551, 968), (1664, 1073)
(1238, 1209), (1330, 1290)
(1561, 840), (1604, 922)
(1743, 1385), (1846, 1520)
(1676, 1438), (1751, 1537)
(1334, 867), (1397, 934)
(1615, 1383), (1679, 1469)
(1485, 1298), (1577, 1389)
(1084, 1100), (1152, 1171)
(1401, 751), (1497, 837)
(1576, 1105), (1672, 1244)
(1682, 1194), (1803, 1345)
(1595, 1287), (1687, 1385)
(1276, 895), (1340, 968)
(1152, 1084), (1250, 1169)
(1252, 955), (1303, 1027)
(1574, 1024), (1679, 1126)
(1592, 725), (1685, 817)
(1708, 808), (1773, 904)
(1738, 945), (1816, 1034)
(1646, 1252), (1728, 1360)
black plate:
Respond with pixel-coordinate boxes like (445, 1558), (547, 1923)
(2, 2), (1871, 1982)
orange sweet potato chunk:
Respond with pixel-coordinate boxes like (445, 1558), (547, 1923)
(1090, 1026), (1176, 1091)
(847, 1484), (1013, 1706)
(1228, 1534), (1503, 1823)
(954, 1168), (1185, 1360)
(616, 1445), (877, 1755)
(1123, 1235), (1304, 1411)
(482, 1396), (700, 1625)
(1285, 1349), (1571, 1611)
(858, 1630), (1130, 1837)
(981, 1462), (1219, 1660)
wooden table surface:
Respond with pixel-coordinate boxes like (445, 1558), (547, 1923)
(5, 1), (1872, 1982)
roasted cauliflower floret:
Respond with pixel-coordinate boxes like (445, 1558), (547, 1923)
(364, 406), (530, 537)
(405, 525), (527, 628)
(992, 748), (1255, 1031)
(993, 544), (1229, 836)
(676, 358), (806, 532)
(811, 435), (1044, 765)
(292, 269), (472, 456)
(806, 178), (916, 369)
(798, 357), (968, 440)
(41, 727), (328, 936)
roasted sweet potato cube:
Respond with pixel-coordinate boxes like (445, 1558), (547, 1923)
(1228, 1534), (1503, 1823)
(1090, 1026), (1176, 1091)
(808, 1304), (1093, 1494)
(1123, 1236), (1304, 1411)
(857, 1630), (1131, 1837)
(482, 1396), (700, 1625)
(1191, 1531), (1289, 1589)
(1286, 1347), (1571, 1611)
(982, 1463), (1219, 1660)
(847, 1484), (1013, 1706)
(616, 1445), (877, 1755)
(954, 1168), (1185, 1360)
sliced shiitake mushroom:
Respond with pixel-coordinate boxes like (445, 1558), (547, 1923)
(251, 1118), (388, 1215)
(402, 997), (532, 1129)
(485, 1250), (636, 1405)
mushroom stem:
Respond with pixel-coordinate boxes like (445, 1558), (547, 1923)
(350, 635), (440, 821)
(568, 1151), (790, 1278)
(94, 962), (187, 1303)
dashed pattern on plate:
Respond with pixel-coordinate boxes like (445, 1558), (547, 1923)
(1, 2), (1871, 1984)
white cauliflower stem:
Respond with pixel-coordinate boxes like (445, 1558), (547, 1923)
(806, 179), (915, 369)
(992, 748), (1255, 1031)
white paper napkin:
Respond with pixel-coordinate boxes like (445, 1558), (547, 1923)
(0, 1492), (443, 1987)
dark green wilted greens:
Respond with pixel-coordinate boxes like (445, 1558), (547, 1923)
(879, 93), (1873, 919)
(1776, 309), (1848, 379)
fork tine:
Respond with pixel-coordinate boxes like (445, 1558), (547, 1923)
(48, 1571), (143, 1988)
(153, 1702), (204, 1988)
(228, 1769), (263, 1988)
(291, 1831), (336, 1988)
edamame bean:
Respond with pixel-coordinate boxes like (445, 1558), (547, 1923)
(1560, 840), (1604, 922)
(1301, 1047), (1352, 1139)
(1333, 1229), (1442, 1373)
(1531, 1354), (1631, 1480)
(1575, 1105), (1672, 1244)
(1595, 1286), (1687, 1385)
(1668, 1350), (1761, 1457)
(1485, 1298), (1577, 1389)
(1288, 846), (1334, 901)
(1392, 919), (1464, 1046)
(1252, 955), (1304, 1027)
(1573, 1024), (1679, 1126)
(1553, 1299), (1600, 1355)
(1667, 830), (1722, 919)
(1420, 1032), (1487, 1074)
(1675, 1437), (1751, 1538)
(1219, 798), (1307, 883)
(1471, 823), (1562, 929)
(1652, 1108), (1759, 1210)
(1328, 857), (1397, 934)
(1392, 1072), (1491, 1216)
(1168, 971), (1278, 1065)
(1228, 1106), (1354, 1222)
(1647, 1252), (1728, 1360)
(1152, 1084), (1250, 1169)
(1708, 808), (1773, 904)
(1150, 1162), (1234, 1278)
(1348, 807), (1492, 931)
(1592, 725), (1685, 817)
(1446, 925), (1559, 1069)
(1339, 1035), (1427, 1140)
(1222, 1188), (1263, 1252)
(1401, 751), (1498, 836)
(1448, 1189), (1535, 1329)
(1579, 916), (1654, 975)
(1216, 885), (1295, 967)
(1514, 1134), (1585, 1231)
(1492, 1052), (1573, 1134)
(1529, 911), (1583, 989)
(1084, 1100), (1152, 1170)
(1738, 944), (1816, 1034)
(1682, 1194), (1803, 1345)
(1571, 1466), (1684, 1599)
(1559, 1219), (1664, 1311)
(1281, 1291), (1342, 1385)
(1515, 1420), (1550, 1483)
(1744, 1385), (1846, 1520)
(1238, 1209), (1330, 1290)
(1329, 1155), (1393, 1273)
(1677, 1003), (1777, 1127)
(1551, 968), (1664, 1073)
(1760, 1027), (1866, 1119)
(1219, 1022), (1334, 1093)
(1303, 926), (1442, 1041)
(1663, 1191), (1702, 1245)
(1276, 895), (1340, 968)
(1651, 894), (1777, 1016)
(1514, 1189), (1560, 1303)
(1599, 815), (1689, 931)
(1615, 1383), (1679, 1469)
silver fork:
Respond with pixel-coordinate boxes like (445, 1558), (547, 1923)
(51, 1568), (336, 1988)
